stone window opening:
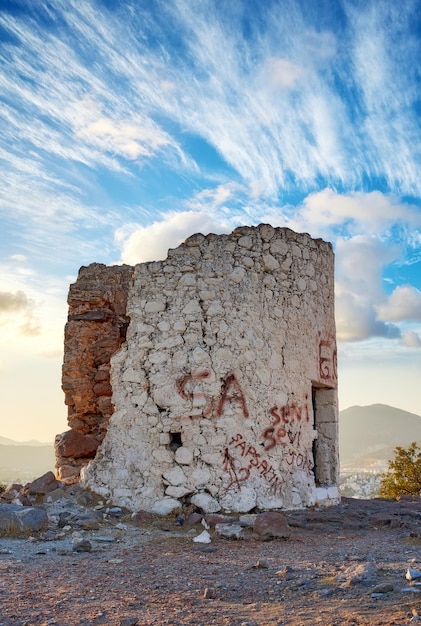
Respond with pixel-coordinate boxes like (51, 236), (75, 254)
(169, 432), (183, 452)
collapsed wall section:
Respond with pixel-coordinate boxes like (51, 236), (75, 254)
(80, 224), (339, 513)
(56, 263), (133, 483)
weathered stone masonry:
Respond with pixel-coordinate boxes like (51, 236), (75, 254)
(57, 224), (340, 513)
(57, 264), (132, 483)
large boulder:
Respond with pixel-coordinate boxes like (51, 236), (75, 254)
(0, 504), (48, 535)
(55, 430), (99, 459)
(253, 512), (291, 540)
(27, 471), (61, 495)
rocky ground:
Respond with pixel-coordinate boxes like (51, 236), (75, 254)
(0, 476), (421, 626)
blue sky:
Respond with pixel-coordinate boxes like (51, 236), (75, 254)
(0, 0), (420, 441)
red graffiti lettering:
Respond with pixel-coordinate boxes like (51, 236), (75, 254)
(318, 337), (337, 385)
(287, 428), (300, 446)
(223, 447), (246, 491)
(246, 445), (258, 462)
(262, 426), (276, 451)
(263, 399), (308, 451)
(238, 467), (250, 482)
(175, 370), (213, 417)
(175, 371), (248, 421)
(223, 434), (284, 496)
(235, 440), (247, 456)
(259, 459), (269, 475)
(217, 373), (249, 418)
(286, 450), (295, 465)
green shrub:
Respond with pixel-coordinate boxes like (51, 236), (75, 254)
(378, 442), (421, 498)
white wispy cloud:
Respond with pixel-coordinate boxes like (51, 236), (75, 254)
(118, 210), (226, 265)
(0, 289), (40, 336)
(377, 286), (421, 323)
(401, 331), (421, 348)
(294, 189), (419, 236)
(346, 0), (421, 195)
(332, 235), (401, 342)
(284, 190), (421, 343)
(2, 0), (420, 206)
(1, 0), (420, 351)
(0, 259), (68, 363)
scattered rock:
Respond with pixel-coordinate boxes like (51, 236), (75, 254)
(44, 488), (67, 503)
(0, 504), (48, 535)
(214, 523), (245, 539)
(74, 513), (101, 530)
(371, 583), (394, 594)
(119, 617), (138, 626)
(13, 493), (32, 506)
(132, 510), (154, 524)
(253, 512), (291, 541)
(0, 488), (420, 626)
(27, 472), (62, 496)
(406, 568), (421, 581)
(57, 511), (73, 528)
(72, 538), (92, 552)
(203, 587), (216, 599)
(250, 559), (269, 569)
(107, 506), (122, 518)
(205, 514), (237, 527)
(185, 512), (203, 525)
(0, 484), (24, 502)
(150, 498), (181, 516)
(192, 530), (212, 543)
(339, 561), (378, 586)
(190, 493), (221, 514)
(239, 514), (258, 527)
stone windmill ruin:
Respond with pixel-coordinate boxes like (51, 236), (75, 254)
(56, 224), (339, 514)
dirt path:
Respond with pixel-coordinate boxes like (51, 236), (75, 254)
(1, 498), (421, 626)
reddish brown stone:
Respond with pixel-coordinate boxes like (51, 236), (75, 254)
(185, 512), (204, 525)
(27, 471), (61, 495)
(93, 382), (112, 396)
(205, 514), (237, 527)
(94, 369), (109, 382)
(253, 512), (291, 540)
(133, 510), (154, 524)
(55, 430), (99, 459)
(57, 263), (133, 481)
(0, 484), (24, 502)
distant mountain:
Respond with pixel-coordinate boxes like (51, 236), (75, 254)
(0, 440), (55, 484)
(0, 436), (52, 446)
(339, 404), (421, 472)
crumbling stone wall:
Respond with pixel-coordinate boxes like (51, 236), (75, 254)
(63, 224), (339, 513)
(56, 263), (133, 483)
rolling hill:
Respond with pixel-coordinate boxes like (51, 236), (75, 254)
(339, 404), (421, 471)
(0, 440), (55, 484)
